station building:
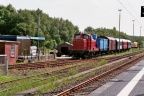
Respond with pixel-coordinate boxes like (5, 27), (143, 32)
(0, 35), (45, 63)
(0, 40), (19, 64)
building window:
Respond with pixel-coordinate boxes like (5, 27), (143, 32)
(11, 44), (15, 57)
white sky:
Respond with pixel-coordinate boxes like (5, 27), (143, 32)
(1, 0), (144, 36)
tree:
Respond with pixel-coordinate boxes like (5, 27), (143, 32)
(0, 4), (80, 49)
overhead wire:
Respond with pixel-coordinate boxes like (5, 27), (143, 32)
(126, 0), (143, 26)
(117, 0), (142, 26)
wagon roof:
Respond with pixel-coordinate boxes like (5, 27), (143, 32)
(133, 42), (138, 44)
(115, 38), (122, 42)
(127, 40), (131, 42)
(121, 39), (131, 42)
(98, 36), (116, 40)
(121, 39), (127, 42)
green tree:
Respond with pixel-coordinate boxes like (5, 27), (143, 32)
(0, 4), (80, 49)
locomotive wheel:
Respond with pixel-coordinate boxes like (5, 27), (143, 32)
(82, 53), (88, 59)
(76, 56), (80, 59)
(82, 56), (86, 59)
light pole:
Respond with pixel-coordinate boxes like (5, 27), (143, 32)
(118, 9), (122, 53)
(140, 26), (142, 37)
(132, 20), (135, 43)
(139, 26), (142, 49)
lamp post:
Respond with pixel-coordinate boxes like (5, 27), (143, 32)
(132, 20), (135, 43)
(118, 9), (122, 53)
(139, 26), (142, 49)
(140, 27), (142, 37)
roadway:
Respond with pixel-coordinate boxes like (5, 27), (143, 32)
(89, 59), (144, 96)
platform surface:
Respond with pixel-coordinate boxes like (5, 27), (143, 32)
(89, 60), (144, 96)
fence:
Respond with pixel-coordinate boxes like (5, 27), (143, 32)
(0, 54), (8, 75)
(18, 49), (55, 62)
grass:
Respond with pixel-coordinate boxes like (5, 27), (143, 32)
(0, 64), (81, 95)
(99, 48), (144, 58)
(68, 69), (78, 75)
(0, 74), (22, 83)
(0, 75), (59, 96)
(1, 49), (143, 95)
(37, 76), (58, 93)
(1, 59), (107, 95)
(97, 60), (107, 66)
(36, 60), (108, 94)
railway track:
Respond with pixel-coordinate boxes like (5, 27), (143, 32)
(17, 51), (144, 96)
(0, 59), (104, 95)
(8, 50), (143, 70)
(8, 60), (82, 70)
(55, 53), (144, 96)
(1, 50), (143, 95)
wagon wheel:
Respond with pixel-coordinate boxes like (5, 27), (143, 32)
(57, 52), (62, 57)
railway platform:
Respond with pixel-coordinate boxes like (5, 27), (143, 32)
(89, 59), (144, 96)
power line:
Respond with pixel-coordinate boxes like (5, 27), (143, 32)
(117, 0), (142, 26)
(126, 0), (142, 26)
(126, 0), (138, 15)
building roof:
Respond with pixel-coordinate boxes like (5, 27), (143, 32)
(56, 42), (73, 50)
(0, 40), (19, 43)
(64, 42), (73, 46)
(0, 35), (45, 40)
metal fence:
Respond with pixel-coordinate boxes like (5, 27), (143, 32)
(0, 54), (8, 75)
(18, 49), (55, 62)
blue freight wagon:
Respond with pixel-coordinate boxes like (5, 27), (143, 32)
(91, 34), (108, 52)
(96, 38), (108, 51)
(96, 38), (103, 51)
(103, 39), (108, 51)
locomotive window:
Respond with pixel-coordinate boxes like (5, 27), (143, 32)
(84, 35), (88, 39)
(75, 35), (80, 39)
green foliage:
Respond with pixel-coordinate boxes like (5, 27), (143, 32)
(84, 27), (144, 44)
(1, 4), (144, 49)
(68, 69), (78, 75)
(0, 4), (80, 49)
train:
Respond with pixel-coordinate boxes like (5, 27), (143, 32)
(131, 42), (138, 48)
(71, 33), (132, 59)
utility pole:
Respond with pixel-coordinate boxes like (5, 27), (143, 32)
(139, 26), (142, 49)
(132, 20), (135, 52)
(37, 9), (40, 60)
(132, 20), (135, 43)
(118, 9), (122, 53)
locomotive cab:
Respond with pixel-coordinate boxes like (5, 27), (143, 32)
(73, 34), (89, 50)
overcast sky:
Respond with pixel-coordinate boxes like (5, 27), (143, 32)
(1, 0), (144, 36)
